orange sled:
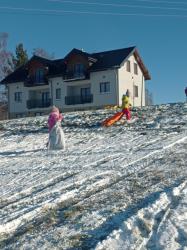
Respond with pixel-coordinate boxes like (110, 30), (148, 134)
(102, 111), (124, 127)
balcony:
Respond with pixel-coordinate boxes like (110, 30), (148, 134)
(24, 76), (49, 87)
(65, 95), (93, 105)
(63, 71), (89, 81)
(27, 99), (51, 109)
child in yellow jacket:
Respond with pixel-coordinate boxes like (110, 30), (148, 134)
(121, 94), (131, 120)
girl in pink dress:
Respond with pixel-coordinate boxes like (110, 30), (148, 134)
(47, 106), (65, 150)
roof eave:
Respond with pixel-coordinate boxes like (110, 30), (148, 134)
(134, 49), (151, 80)
(90, 65), (120, 72)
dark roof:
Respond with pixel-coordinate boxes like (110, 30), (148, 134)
(29, 55), (53, 65)
(48, 59), (66, 77)
(1, 65), (28, 84)
(0, 56), (66, 84)
(90, 46), (136, 71)
(64, 48), (92, 60)
(1, 46), (151, 84)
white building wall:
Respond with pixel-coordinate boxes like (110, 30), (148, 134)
(50, 77), (65, 109)
(90, 69), (117, 107)
(8, 82), (51, 116)
(51, 77), (94, 110)
(51, 70), (118, 110)
(8, 82), (27, 113)
(118, 54), (145, 107)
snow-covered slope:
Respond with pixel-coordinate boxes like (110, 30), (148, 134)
(0, 103), (187, 250)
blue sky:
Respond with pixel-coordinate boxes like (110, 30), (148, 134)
(0, 0), (187, 104)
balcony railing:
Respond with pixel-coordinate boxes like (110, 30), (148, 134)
(65, 95), (93, 105)
(27, 99), (51, 109)
(63, 71), (89, 81)
(24, 77), (49, 87)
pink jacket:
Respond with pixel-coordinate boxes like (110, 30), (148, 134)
(48, 111), (63, 132)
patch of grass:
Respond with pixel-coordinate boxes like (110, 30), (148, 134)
(63, 205), (85, 220)
(69, 233), (88, 248)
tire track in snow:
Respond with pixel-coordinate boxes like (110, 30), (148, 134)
(95, 181), (187, 250)
(0, 152), (122, 208)
(0, 171), (117, 244)
(0, 154), (122, 225)
(1, 133), (186, 209)
(1, 130), (111, 197)
(1, 136), (186, 244)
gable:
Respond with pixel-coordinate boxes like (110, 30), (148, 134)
(89, 46), (136, 72)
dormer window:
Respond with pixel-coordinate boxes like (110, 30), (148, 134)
(35, 68), (44, 83)
(74, 63), (84, 77)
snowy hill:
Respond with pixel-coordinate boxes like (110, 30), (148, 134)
(0, 103), (187, 250)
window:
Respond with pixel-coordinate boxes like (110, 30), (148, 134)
(35, 68), (44, 83)
(81, 87), (90, 97)
(56, 88), (61, 99)
(134, 63), (138, 75)
(42, 92), (50, 105)
(126, 60), (131, 72)
(15, 92), (22, 102)
(81, 87), (91, 102)
(74, 64), (84, 77)
(100, 82), (110, 93)
(134, 85), (138, 97)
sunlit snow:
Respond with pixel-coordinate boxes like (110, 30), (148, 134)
(0, 103), (187, 249)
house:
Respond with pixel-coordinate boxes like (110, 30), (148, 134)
(0, 46), (151, 119)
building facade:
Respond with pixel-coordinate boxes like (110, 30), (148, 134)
(1, 47), (151, 118)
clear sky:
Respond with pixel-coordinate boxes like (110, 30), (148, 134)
(0, 0), (187, 104)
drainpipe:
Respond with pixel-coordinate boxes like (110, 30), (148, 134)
(50, 79), (53, 106)
(132, 76), (135, 107)
(141, 74), (144, 107)
(115, 69), (119, 106)
(7, 85), (10, 119)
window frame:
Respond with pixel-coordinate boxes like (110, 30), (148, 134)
(74, 63), (85, 77)
(100, 82), (110, 93)
(134, 63), (138, 75)
(126, 60), (131, 72)
(134, 85), (139, 97)
(14, 92), (22, 103)
(35, 68), (44, 83)
(56, 88), (61, 100)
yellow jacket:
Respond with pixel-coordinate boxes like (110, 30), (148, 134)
(121, 95), (131, 109)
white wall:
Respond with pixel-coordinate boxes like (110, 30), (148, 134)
(8, 82), (27, 113)
(90, 69), (118, 107)
(8, 82), (51, 114)
(118, 54), (145, 107)
(50, 77), (65, 108)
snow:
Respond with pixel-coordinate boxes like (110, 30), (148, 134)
(0, 102), (187, 249)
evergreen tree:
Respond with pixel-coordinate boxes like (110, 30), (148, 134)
(15, 43), (28, 68)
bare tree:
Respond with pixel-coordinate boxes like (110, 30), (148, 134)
(33, 48), (54, 60)
(0, 33), (14, 80)
(0, 33), (15, 102)
(145, 88), (153, 106)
